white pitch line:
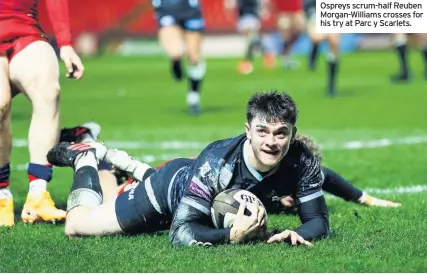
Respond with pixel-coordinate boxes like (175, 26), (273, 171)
(10, 135), (427, 151)
(9, 161), (427, 197)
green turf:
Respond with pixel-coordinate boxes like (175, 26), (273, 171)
(1, 50), (427, 272)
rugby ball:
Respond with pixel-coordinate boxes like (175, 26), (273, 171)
(211, 189), (267, 229)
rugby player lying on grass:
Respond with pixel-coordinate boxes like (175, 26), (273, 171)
(60, 121), (401, 213)
(49, 91), (398, 247)
(49, 91), (328, 246)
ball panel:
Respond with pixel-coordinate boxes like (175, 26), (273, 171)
(211, 189), (268, 229)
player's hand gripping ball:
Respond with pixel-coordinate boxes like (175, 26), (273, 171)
(211, 189), (268, 229)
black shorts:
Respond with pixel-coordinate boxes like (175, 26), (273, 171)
(155, 9), (205, 32)
(303, 0), (316, 19)
(238, 8), (259, 18)
(115, 158), (193, 234)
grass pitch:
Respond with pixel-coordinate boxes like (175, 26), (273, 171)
(1, 51), (427, 272)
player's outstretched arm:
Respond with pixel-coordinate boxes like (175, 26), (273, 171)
(45, 0), (84, 79)
(293, 153), (330, 242)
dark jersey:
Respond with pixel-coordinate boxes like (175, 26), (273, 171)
(152, 0), (202, 19)
(303, 0), (316, 16)
(238, 0), (259, 17)
(169, 134), (329, 247)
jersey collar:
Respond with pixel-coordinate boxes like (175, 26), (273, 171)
(243, 139), (280, 182)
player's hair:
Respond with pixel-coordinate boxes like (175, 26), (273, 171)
(294, 133), (323, 162)
(246, 90), (299, 126)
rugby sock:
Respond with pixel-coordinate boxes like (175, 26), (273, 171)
(283, 33), (299, 57)
(171, 59), (183, 81)
(321, 167), (363, 202)
(245, 34), (261, 61)
(188, 61), (206, 94)
(421, 46), (427, 77)
(327, 53), (338, 96)
(0, 163), (10, 189)
(395, 42), (409, 76)
(189, 78), (202, 93)
(28, 163), (52, 194)
(67, 151), (102, 212)
(245, 40), (256, 61)
(309, 42), (319, 70)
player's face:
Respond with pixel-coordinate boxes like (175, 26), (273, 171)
(245, 116), (294, 171)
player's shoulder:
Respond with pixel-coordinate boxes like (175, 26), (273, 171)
(201, 133), (246, 156)
(282, 139), (319, 168)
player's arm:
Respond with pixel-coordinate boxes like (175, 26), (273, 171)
(45, 0), (84, 79)
(293, 156), (330, 241)
(169, 173), (263, 247)
(169, 174), (232, 247)
(44, 0), (72, 48)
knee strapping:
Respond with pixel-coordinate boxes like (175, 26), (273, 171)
(248, 33), (261, 44)
(188, 61), (206, 80)
(327, 52), (338, 62)
(66, 188), (102, 212)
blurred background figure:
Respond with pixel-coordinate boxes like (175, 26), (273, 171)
(390, 33), (427, 83)
(0, 0), (83, 227)
(152, 0), (206, 115)
(273, 0), (304, 70)
(304, 0), (340, 96)
(224, 0), (275, 75)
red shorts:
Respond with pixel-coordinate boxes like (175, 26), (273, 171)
(0, 16), (47, 61)
(275, 0), (303, 13)
(0, 34), (47, 62)
(117, 178), (137, 195)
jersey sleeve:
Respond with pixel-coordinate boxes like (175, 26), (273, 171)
(169, 171), (231, 247)
(293, 150), (330, 241)
(45, 0), (73, 48)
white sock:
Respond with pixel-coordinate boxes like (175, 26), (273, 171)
(29, 179), (47, 194)
(0, 187), (13, 199)
(81, 122), (101, 142)
(357, 192), (367, 203)
(74, 151), (98, 171)
(187, 91), (200, 106)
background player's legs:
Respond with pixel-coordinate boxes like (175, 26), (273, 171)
(236, 15), (262, 74)
(184, 30), (205, 115)
(277, 12), (304, 69)
(306, 18), (325, 71)
(414, 33), (427, 79)
(236, 14), (274, 73)
(65, 151), (122, 236)
(390, 33), (410, 82)
(0, 55), (13, 227)
(321, 167), (401, 207)
(326, 34), (340, 96)
(158, 25), (186, 81)
(9, 40), (64, 223)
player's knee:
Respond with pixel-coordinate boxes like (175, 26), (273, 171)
(187, 60), (206, 80)
(64, 220), (77, 237)
(0, 62), (11, 118)
(311, 34), (324, 44)
(0, 88), (11, 126)
(30, 80), (60, 111)
(168, 48), (185, 60)
(0, 102), (11, 128)
(328, 36), (340, 54)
